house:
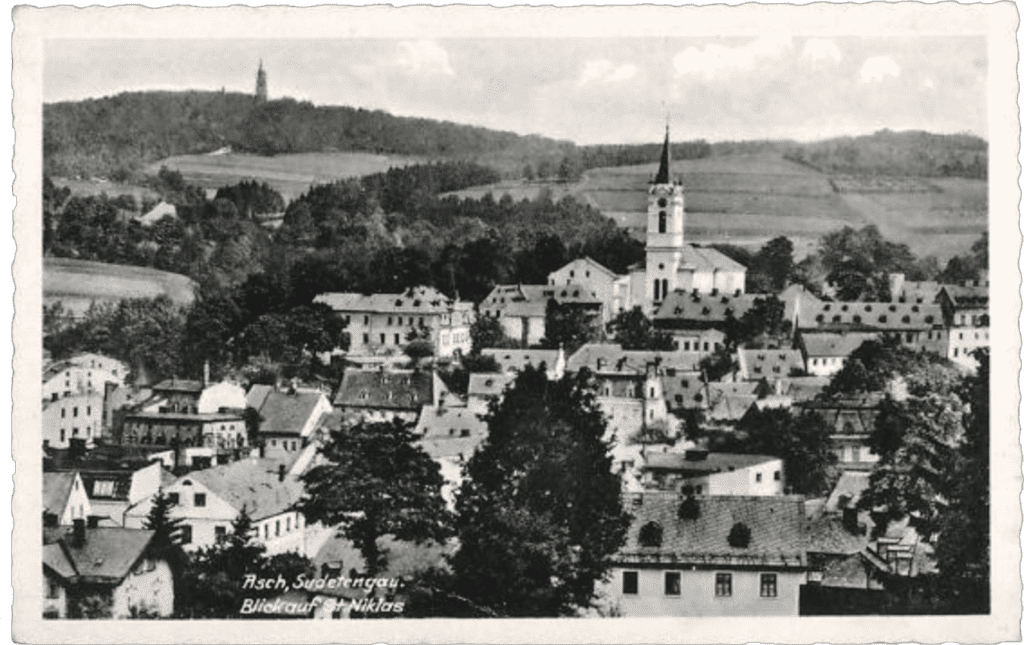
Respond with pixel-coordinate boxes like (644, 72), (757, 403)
(43, 390), (105, 449)
(640, 450), (785, 496)
(120, 410), (248, 468)
(414, 405), (488, 463)
(137, 201), (177, 227)
(887, 273), (941, 305)
(797, 395), (883, 471)
(700, 382), (762, 430)
(547, 256), (626, 322)
(315, 285), (472, 358)
(77, 461), (174, 527)
(65, 353), (128, 380)
(794, 300), (946, 356)
(600, 493), (807, 616)
(125, 458), (308, 555)
(652, 291), (762, 331)
(332, 368), (449, 424)
(480, 284), (603, 347)
(43, 472), (92, 526)
(668, 327), (726, 354)
(145, 378), (205, 413)
(43, 520), (174, 619)
(247, 385), (332, 464)
(467, 372), (514, 416)
(736, 348), (806, 381)
(799, 331), (879, 377)
(480, 347), (564, 378)
(937, 278), (989, 371)
(43, 359), (122, 404)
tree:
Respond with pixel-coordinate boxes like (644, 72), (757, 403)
(825, 336), (961, 399)
(470, 315), (518, 352)
(298, 419), (452, 575)
(450, 366), (631, 616)
(699, 347), (736, 382)
(540, 299), (601, 355)
(726, 408), (839, 496)
(932, 349), (989, 613)
(404, 339), (435, 363)
(607, 307), (675, 351)
(748, 236), (794, 293)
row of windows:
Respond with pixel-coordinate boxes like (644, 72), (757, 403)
(621, 571), (777, 598)
(168, 492), (206, 507)
(56, 426), (92, 442)
(679, 341), (716, 352)
(173, 515), (302, 545)
(60, 406), (91, 419)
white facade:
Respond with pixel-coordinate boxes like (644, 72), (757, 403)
(197, 381), (247, 414)
(42, 391), (105, 448)
(43, 363), (121, 403)
(947, 326), (989, 372)
(548, 258), (622, 323)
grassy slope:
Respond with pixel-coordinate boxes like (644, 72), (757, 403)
(44, 257), (197, 308)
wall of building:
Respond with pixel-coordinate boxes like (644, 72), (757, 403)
(43, 391), (105, 449)
(340, 310), (471, 358)
(806, 355), (847, 377)
(548, 261), (618, 323)
(602, 567), (804, 617)
(111, 559), (175, 618)
(707, 461), (784, 496)
(43, 571), (68, 619)
(59, 475), (92, 525)
(43, 365), (121, 402)
(947, 326), (988, 371)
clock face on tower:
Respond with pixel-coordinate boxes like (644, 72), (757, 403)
(657, 197), (668, 208)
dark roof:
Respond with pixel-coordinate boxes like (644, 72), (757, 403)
(798, 395), (883, 437)
(43, 472), (77, 516)
(182, 458), (304, 521)
(643, 452), (779, 477)
(151, 378), (204, 394)
(43, 527), (155, 584)
(255, 390), (328, 436)
(653, 292), (761, 325)
(566, 343), (703, 375)
(79, 471), (133, 501)
(333, 369), (435, 411)
(738, 349), (805, 379)
(616, 493), (806, 569)
(939, 284), (989, 308)
(481, 349), (562, 374)
(655, 125), (671, 184)
(801, 332), (878, 358)
(797, 301), (943, 331)
(124, 411), (242, 423)
(315, 285), (455, 315)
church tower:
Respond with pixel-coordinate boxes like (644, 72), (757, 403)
(644, 125), (685, 310)
(255, 60), (268, 103)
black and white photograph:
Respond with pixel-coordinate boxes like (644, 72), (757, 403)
(12, 4), (1021, 643)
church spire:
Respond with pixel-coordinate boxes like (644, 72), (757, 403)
(654, 123), (671, 184)
(255, 60), (268, 103)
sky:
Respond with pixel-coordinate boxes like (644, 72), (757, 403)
(44, 36), (987, 145)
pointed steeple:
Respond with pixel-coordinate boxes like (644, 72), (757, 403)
(654, 123), (671, 184)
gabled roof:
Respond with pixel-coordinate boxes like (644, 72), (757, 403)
(414, 406), (488, 461)
(332, 369), (438, 411)
(678, 246), (747, 274)
(43, 472), (78, 516)
(737, 349), (805, 380)
(653, 292), (761, 324)
(801, 332), (878, 358)
(467, 373), (514, 399)
(797, 301), (943, 331)
(481, 284), (602, 313)
(550, 256), (619, 281)
(246, 384), (273, 412)
(939, 284), (989, 309)
(151, 378), (204, 394)
(616, 493), (806, 568)
(181, 458), (305, 521)
(643, 451), (779, 476)
(43, 527), (156, 584)
(481, 349), (562, 374)
(255, 389), (329, 436)
(566, 343), (703, 375)
(315, 285), (455, 315)
(79, 471), (134, 501)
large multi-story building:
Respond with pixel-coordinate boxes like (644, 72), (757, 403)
(315, 285), (473, 358)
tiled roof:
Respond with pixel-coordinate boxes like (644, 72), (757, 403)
(566, 343), (704, 375)
(481, 349), (562, 374)
(246, 384), (273, 411)
(805, 514), (870, 556)
(43, 472), (77, 516)
(653, 292), (761, 325)
(801, 332), (878, 358)
(662, 371), (707, 409)
(42, 360), (76, 384)
(183, 458), (305, 521)
(255, 390), (329, 436)
(797, 301), (943, 331)
(616, 493), (806, 568)
(798, 396), (883, 437)
(124, 411), (242, 422)
(775, 376), (831, 402)
(892, 280), (941, 304)
(939, 284), (989, 308)
(481, 283), (602, 315)
(43, 527), (155, 583)
(332, 369), (438, 411)
(678, 245), (748, 273)
(738, 349), (806, 380)
(643, 451), (779, 476)
(315, 285), (455, 315)
(824, 471), (871, 513)
(550, 257), (619, 281)
(467, 373), (514, 399)
(151, 378), (204, 394)
(415, 406), (488, 460)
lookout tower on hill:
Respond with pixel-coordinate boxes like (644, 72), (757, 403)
(255, 60), (268, 102)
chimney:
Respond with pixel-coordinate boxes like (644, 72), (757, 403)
(278, 463), (286, 482)
(203, 361), (210, 388)
(842, 507), (859, 534)
(43, 512), (58, 528)
(87, 516), (100, 529)
(72, 518), (86, 548)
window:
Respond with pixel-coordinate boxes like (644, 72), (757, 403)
(93, 480), (115, 497)
(86, 406), (91, 416)
(398, 317), (403, 325)
(388, 317), (393, 325)
(59, 429), (65, 442)
(215, 526), (227, 539)
(760, 573), (777, 598)
(47, 578), (60, 599)
(73, 407), (78, 417)
(664, 572), (681, 596)
(286, 517), (291, 532)
(168, 492), (179, 505)
(395, 334), (401, 345)
(194, 493), (206, 507)
(180, 525), (193, 545)
(275, 520), (281, 537)
(622, 571), (639, 595)
(364, 315), (370, 326)
(264, 524), (269, 539)
(715, 573), (732, 597)
(755, 472), (762, 483)
(380, 333), (386, 345)
(658, 211), (667, 233)
(363, 333), (369, 345)
(774, 470), (781, 481)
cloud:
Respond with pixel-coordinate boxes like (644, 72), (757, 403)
(577, 60), (638, 88)
(673, 36), (792, 79)
(396, 40), (454, 76)
(859, 56), (900, 83)
(803, 39), (841, 65)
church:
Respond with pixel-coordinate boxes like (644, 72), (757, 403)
(627, 128), (747, 315)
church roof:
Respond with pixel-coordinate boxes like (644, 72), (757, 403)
(678, 246), (748, 273)
(654, 125), (671, 184)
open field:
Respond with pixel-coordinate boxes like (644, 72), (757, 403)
(44, 257), (197, 318)
(52, 178), (160, 204)
(148, 152), (426, 202)
(446, 152), (986, 264)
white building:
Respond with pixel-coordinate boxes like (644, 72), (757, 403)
(547, 257), (627, 322)
(43, 390), (105, 449)
(799, 332), (878, 377)
(43, 359), (122, 404)
(43, 472), (92, 526)
(197, 381), (247, 414)
(640, 451), (785, 496)
(315, 285), (472, 358)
